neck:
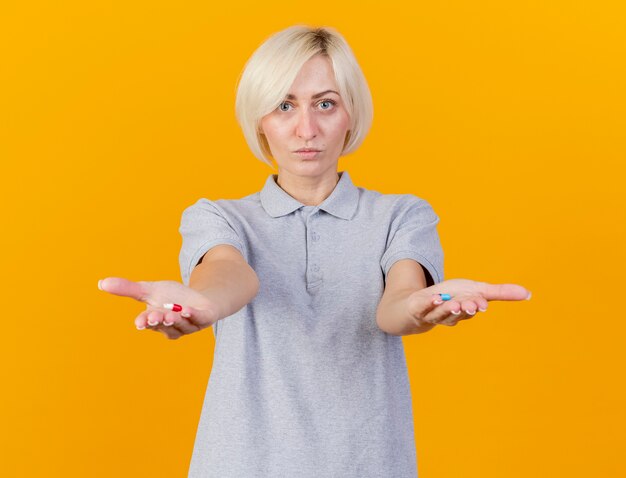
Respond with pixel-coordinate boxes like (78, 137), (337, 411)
(275, 170), (342, 206)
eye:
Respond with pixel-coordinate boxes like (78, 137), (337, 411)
(278, 102), (292, 112)
(319, 100), (336, 110)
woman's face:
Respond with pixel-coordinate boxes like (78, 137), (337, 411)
(260, 54), (351, 179)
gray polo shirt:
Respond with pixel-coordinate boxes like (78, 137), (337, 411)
(179, 170), (444, 478)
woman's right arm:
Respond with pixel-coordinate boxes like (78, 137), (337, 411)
(98, 244), (260, 340)
(189, 244), (260, 322)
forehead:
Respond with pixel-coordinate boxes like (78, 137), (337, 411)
(286, 55), (339, 98)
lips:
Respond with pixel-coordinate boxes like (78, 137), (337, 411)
(294, 149), (321, 159)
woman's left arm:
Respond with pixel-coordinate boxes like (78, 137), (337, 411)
(376, 260), (531, 336)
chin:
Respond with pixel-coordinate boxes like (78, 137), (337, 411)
(279, 160), (335, 177)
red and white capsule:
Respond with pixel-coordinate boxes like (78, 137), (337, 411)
(163, 303), (183, 312)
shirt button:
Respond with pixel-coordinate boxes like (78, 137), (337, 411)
(312, 264), (320, 272)
(312, 232), (319, 242)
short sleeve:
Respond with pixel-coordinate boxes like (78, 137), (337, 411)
(178, 199), (246, 287)
(379, 196), (444, 287)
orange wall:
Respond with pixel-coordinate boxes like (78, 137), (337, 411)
(2, 1), (624, 476)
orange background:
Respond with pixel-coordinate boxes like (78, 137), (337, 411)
(2, 1), (624, 476)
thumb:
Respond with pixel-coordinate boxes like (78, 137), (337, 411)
(480, 282), (532, 301)
(177, 304), (220, 328)
(97, 277), (151, 302)
(406, 291), (447, 319)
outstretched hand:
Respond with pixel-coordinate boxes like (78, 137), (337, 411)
(98, 277), (221, 339)
(406, 278), (531, 327)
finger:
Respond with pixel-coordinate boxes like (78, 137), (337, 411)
(151, 323), (182, 339)
(160, 309), (205, 335)
(442, 307), (465, 325)
(479, 283), (532, 302)
(163, 310), (179, 327)
(164, 312), (195, 335)
(439, 316), (460, 326)
(432, 293), (451, 306)
(135, 310), (150, 330)
(146, 310), (164, 327)
(460, 299), (477, 316)
(172, 316), (203, 335)
(152, 319), (184, 339)
(178, 305), (219, 330)
(98, 277), (150, 302)
(407, 293), (446, 322)
(476, 297), (489, 312)
(422, 300), (462, 325)
(438, 315), (462, 326)
(135, 310), (184, 338)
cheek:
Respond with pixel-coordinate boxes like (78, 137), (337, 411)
(329, 115), (350, 141)
(263, 118), (291, 140)
(333, 109), (350, 128)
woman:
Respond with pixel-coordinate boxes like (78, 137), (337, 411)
(99, 25), (531, 477)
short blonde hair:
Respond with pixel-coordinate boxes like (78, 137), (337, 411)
(235, 25), (374, 168)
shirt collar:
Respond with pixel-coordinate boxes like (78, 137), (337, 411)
(260, 170), (359, 220)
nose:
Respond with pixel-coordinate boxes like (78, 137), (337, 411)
(295, 107), (318, 140)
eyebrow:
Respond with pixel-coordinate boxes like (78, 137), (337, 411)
(285, 90), (340, 100)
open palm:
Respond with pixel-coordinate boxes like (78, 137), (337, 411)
(98, 277), (221, 339)
(408, 278), (531, 327)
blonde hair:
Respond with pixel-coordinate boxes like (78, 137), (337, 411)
(235, 25), (374, 168)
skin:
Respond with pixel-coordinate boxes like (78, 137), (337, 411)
(98, 53), (531, 339)
(259, 53), (351, 206)
(409, 280), (530, 329)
